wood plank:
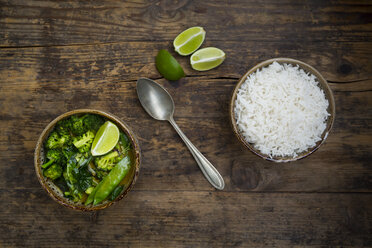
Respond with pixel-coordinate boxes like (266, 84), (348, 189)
(1, 0), (371, 47)
(0, 189), (371, 247)
(0, 74), (371, 192)
(0, 40), (371, 83)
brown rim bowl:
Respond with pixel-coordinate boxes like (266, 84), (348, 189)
(230, 58), (336, 162)
(34, 109), (141, 211)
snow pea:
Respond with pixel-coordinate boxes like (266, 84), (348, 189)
(93, 156), (131, 205)
(84, 180), (102, 206)
(109, 185), (124, 201)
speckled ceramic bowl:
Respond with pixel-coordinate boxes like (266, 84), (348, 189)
(230, 58), (335, 162)
(34, 109), (141, 211)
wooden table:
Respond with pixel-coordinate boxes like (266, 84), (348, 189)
(1, 1), (371, 247)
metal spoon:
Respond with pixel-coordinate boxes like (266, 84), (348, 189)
(136, 78), (225, 190)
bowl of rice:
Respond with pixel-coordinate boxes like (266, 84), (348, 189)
(230, 58), (335, 162)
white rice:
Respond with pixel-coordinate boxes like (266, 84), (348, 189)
(234, 62), (329, 158)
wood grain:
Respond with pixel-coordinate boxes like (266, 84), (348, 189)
(0, 0), (371, 247)
(1, 40), (371, 82)
(1, 0), (371, 47)
(1, 189), (371, 247)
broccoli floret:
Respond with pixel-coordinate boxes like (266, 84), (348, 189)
(70, 115), (85, 136)
(82, 114), (105, 133)
(55, 118), (72, 136)
(94, 151), (121, 171)
(46, 131), (68, 149)
(42, 149), (64, 169)
(95, 169), (108, 179)
(61, 132), (72, 145)
(73, 131), (95, 153)
(44, 164), (63, 180)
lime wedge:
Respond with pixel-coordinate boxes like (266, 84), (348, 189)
(91, 121), (120, 156)
(190, 47), (225, 71)
(173, 27), (206, 56)
(155, 49), (185, 81)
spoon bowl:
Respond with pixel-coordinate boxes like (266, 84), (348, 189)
(137, 78), (174, 121)
(136, 78), (225, 190)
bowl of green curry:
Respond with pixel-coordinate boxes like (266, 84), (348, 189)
(34, 109), (141, 211)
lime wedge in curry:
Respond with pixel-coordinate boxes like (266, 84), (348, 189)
(91, 121), (120, 156)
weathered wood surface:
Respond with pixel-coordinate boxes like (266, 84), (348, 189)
(1, 190), (372, 247)
(1, 0), (372, 47)
(0, 0), (371, 247)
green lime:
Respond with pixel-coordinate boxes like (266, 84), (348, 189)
(155, 49), (185, 81)
(173, 26), (206, 56)
(91, 121), (120, 156)
(190, 47), (226, 71)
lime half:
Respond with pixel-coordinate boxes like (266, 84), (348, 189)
(155, 49), (185, 81)
(190, 47), (226, 71)
(173, 27), (206, 56)
(91, 121), (120, 156)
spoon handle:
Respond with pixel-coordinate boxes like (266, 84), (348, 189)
(169, 117), (225, 190)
